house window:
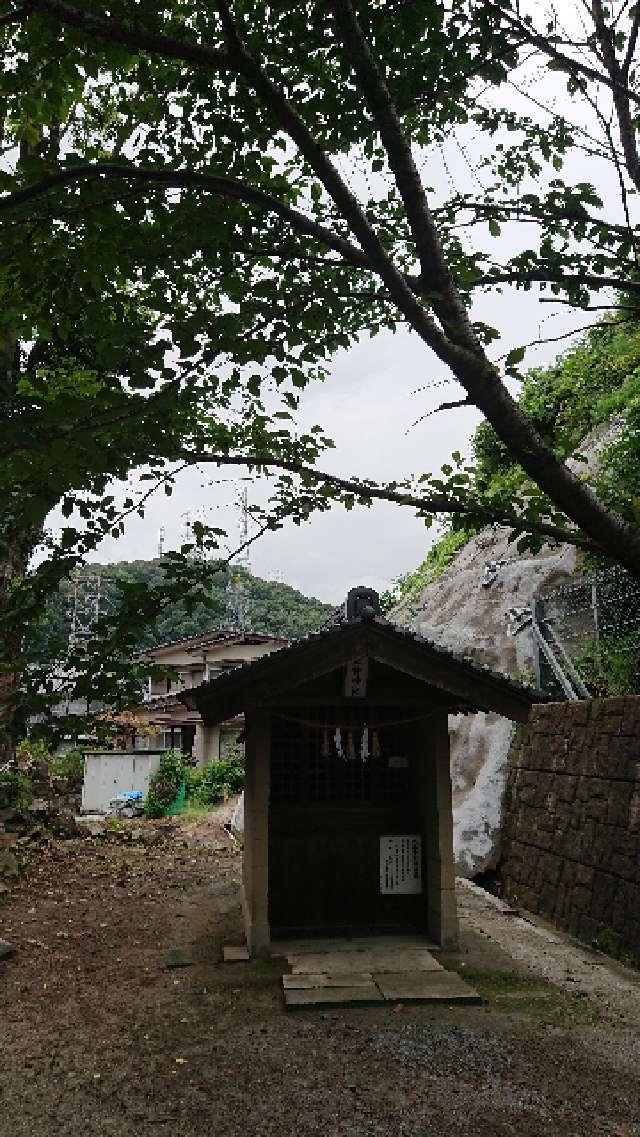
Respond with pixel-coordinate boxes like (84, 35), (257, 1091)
(163, 728), (181, 750)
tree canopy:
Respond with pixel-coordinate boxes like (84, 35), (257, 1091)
(2, 0), (640, 741)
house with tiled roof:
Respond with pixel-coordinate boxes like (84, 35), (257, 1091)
(133, 628), (287, 763)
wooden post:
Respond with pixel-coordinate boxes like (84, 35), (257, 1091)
(242, 706), (271, 957)
(432, 712), (458, 948)
(413, 713), (458, 949)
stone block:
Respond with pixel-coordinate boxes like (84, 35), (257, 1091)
(577, 914), (599, 943)
(620, 701), (640, 737)
(557, 775), (578, 804)
(609, 852), (635, 880)
(576, 778), (590, 804)
(613, 830), (637, 860)
(599, 715), (623, 736)
(604, 696), (635, 716)
(574, 864), (594, 888)
(587, 777), (609, 800)
(541, 852), (563, 885)
(566, 885), (591, 919)
(540, 881), (558, 914)
(552, 883), (567, 920)
(609, 782), (632, 827)
(629, 790), (640, 833)
(533, 827), (552, 851)
(559, 831), (582, 862)
(585, 798), (608, 823)
(589, 700), (606, 721)
(571, 702), (590, 725)
(605, 736), (636, 779)
(591, 872), (617, 922)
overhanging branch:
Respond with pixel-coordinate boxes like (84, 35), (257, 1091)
(466, 269), (640, 297)
(485, 0), (640, 108)
(26, 0), (232, 70)
(0, 162), (372, 272)
(175, 449), (596, 550)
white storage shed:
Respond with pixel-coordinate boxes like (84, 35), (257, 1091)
(81, 750), (165, 813)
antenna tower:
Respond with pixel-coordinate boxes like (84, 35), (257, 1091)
(68, 568), (102, 649)
(226, 487), (252, 630)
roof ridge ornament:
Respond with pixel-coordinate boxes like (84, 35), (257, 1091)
(345, 586), (381, 622)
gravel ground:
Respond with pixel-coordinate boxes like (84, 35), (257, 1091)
(1, 814), (639, 1137)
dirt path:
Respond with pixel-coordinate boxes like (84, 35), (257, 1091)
(1, 814), (639, 1137)
(458, 877), (640, 1020)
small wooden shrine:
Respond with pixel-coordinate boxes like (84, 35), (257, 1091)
(181, 588), (542, 956)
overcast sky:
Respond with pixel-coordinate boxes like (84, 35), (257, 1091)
(46, 26), (627, 605)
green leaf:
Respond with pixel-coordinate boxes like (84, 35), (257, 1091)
(505, 346), (526, 367)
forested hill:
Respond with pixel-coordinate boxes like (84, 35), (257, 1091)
(37, 559), (333, 659)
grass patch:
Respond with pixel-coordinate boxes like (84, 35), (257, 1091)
(450, 967), (600, 1027)
(593, 928), (640, 971)
(175, 803), (217, 821)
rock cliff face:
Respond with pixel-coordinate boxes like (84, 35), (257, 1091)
(393, 529), (577, 876)
(392, 420), (623, 877)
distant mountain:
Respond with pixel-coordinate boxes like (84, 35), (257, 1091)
(35, 559), (333, 661)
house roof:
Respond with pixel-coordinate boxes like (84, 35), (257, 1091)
(179, 606), (546, 726)
(140, 628), (288, 659)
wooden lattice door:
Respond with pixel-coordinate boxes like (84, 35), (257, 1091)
(268, 707), (425, 937)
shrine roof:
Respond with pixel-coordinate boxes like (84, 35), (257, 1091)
(178, 593), (547, 726)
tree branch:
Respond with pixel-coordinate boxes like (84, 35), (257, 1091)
(21, 0), (640, 574)
(591, 0), (640, 191)
(329, 0), (465, 334)
(0, 5), (26, 26)
(623, 8), (640, 75)
(0, 162), (372, 271)
(486, 0), (640, 107)
(442, 199), (632, 238)
(174, 449), (595, 550)
(467, 269), (640, 296)
(26, 0), (232, 71)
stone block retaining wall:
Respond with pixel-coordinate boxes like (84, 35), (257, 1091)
(500, 697), (640, 958)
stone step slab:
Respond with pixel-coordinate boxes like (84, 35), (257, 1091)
(373, 969), (481, 1004)
(283, 972), (374, 990)
(284, 982), (384, 1008)
(287, 948), (444, 975)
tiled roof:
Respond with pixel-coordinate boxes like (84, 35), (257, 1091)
(178, 609), (547, 722)
(139, 628), (288, 657)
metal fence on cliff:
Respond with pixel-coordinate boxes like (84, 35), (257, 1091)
(533, 567), (640, 697)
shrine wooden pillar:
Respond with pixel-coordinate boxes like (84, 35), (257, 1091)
(242, 706), (271, 957)
(413, 711), (458, 949)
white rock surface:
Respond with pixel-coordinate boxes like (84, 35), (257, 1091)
(394, 528), (576, 876)
(392, 419), (624, 877)
(231, 793), (244, 835)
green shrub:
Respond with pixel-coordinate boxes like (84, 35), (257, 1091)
(574, 632), (640, 696)
(0, 765), (33, 809)
(383, 526), (476, 611)
(186, 754), (245, 807)
(145, 749), (186, 818)
(48, 747), (85, 784)
(15, 738), (51, 765)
